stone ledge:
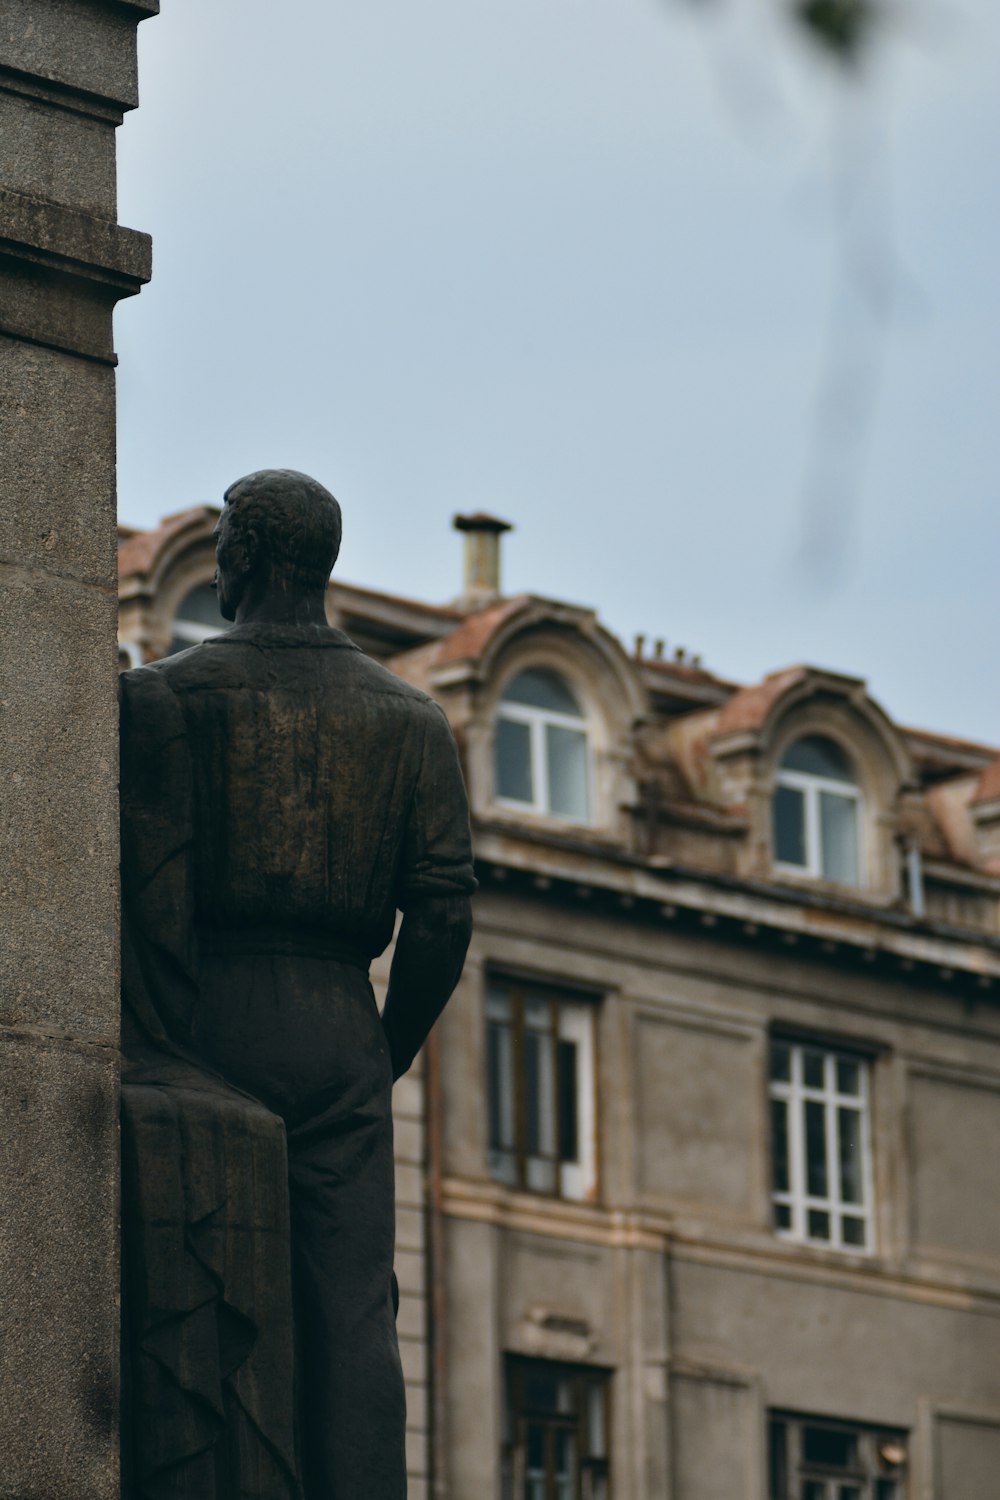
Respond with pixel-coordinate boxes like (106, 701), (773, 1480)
(0, 63), (127, 125)
(0, 185), (151, 293)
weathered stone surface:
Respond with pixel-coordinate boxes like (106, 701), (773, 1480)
(0, 1031), (118, 1500)
(0, 0), (154, 1494)
(0, 568), (118, 1041)
(0, 337), (118, 580)
(0, 90), (117, 215)
(0, 0), (146, 110)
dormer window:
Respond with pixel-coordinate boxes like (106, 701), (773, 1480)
(168, 583), (226, 655)
(773, 736), (861, 886)
(494, 668), (591, 823)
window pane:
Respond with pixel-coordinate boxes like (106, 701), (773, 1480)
(524, 996), (551, 1031)
(803, 1050), (826, 1089)
(838, 1109), (863, 1205)
(782, 736), (855, 782)
(805, 1101), (828, 1197)
(547, 725), (590, 821)
(820, 791), (859, 886)
(496, 716), (534, 804)
(503, 669), (582, 716)
(178, 583), (226, 627)
(839, 1488), (861, 1500)
(875, 1483), (898, 1500)
(487, 988), (513, 1022)
(774, 1202), (792, 1231)
(586, 1382), (606, 1459)
(841, 1216), (866, 1248)
(769, 1418), (788, 1500)
(490, 1148), (518, 1186)
(774, 784), (807, 866)
(555, 1429), (576, 1500)
(771, 1099), (790, 1194)
(524, 1030), (555, 1158)
(771, 1040), (792, 1082)
(803, 1427), (857, 1469)
(807, 1208), (830, 1240)
(168, 583), (227, 652)
(836, 1058), (860, 1096)
(526, 1423), (546, 1500)
(802, 1483), (825, 1500)
(557, 1039), (579, 1163)
(487, 1021), (515, 1151)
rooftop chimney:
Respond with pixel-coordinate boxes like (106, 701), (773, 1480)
(453, 512), (513, 609)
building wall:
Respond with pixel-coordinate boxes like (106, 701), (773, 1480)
(438, 886), (1000, 1499)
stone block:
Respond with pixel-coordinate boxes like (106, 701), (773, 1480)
(0, 90), (117, 216)
(405, 1380), (428, 1435)
(393, 1069), (424, 1119)
(394, 1245), (425, 1296)
(405, 1426), (428, 1480)
(0, 337), (117, 581)
(397, 1204), (427, 1252)
(395, 1160), (424, 1208)
(393, 1112), (424, 1166)
(0, 1030), (118, 1500)
(0, 0), (150, 111)
(396, 1289), (428, 1341)
(0, 569), (118, 1041)
(399, 1335), (427, 1385)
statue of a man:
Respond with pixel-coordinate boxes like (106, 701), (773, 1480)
(119, 471), (475, 1499)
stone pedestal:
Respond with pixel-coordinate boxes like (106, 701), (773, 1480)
(0, 3), (154, 1495)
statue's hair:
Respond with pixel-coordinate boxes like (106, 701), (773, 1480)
(223, 469), (342, 591)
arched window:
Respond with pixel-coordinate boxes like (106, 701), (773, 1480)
(773, 736), (861, 886)
(494, 668), (592, 823)
(168, 582), (226, 655)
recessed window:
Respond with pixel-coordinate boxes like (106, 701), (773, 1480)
(494, 668), (592, 823)
(486, 977), (597, 1201)
(168, 582), (226, 655)
(769, 1038), (874, 1253)
(769, 1411), (907, 1500)
(503, 1358), (611, 1500)
(773, 736), (861, 886)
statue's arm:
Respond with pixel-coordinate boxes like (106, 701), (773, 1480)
(382, 703), (476, 1080)
(382, 893), (473, 1081)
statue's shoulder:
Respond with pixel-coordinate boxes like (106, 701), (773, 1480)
(343, 649), (437, 710)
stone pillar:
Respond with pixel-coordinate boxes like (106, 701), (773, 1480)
(0, 3), (154, 1496)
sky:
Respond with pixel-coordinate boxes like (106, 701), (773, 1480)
(115, 0), (1000, 744)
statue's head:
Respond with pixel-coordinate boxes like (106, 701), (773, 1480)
(215, 469), (343, 620)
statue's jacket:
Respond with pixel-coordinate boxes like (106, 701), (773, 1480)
(119, 623), (475, 1500)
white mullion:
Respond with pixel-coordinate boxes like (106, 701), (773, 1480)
(824, 1053), (841, 1247)
(531, 715), (548, 813)
(859, 1063), (875, 1249)
(804, 784), (822, 877)
(788, 1045), (806, 1241)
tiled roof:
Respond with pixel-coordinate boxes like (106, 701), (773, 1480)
(713, 667), (806, 738)
(973, 758), (1000, 807)
(118, 506), (219, 580)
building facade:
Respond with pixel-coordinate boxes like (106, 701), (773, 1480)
(119, 508), (1000, 1500)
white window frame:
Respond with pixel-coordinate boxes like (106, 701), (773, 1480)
(494, 685), (593, 825)
(171, 618), (226, 645)
(769, 1039), (875, 1255)
(773, 763), (862, 885)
